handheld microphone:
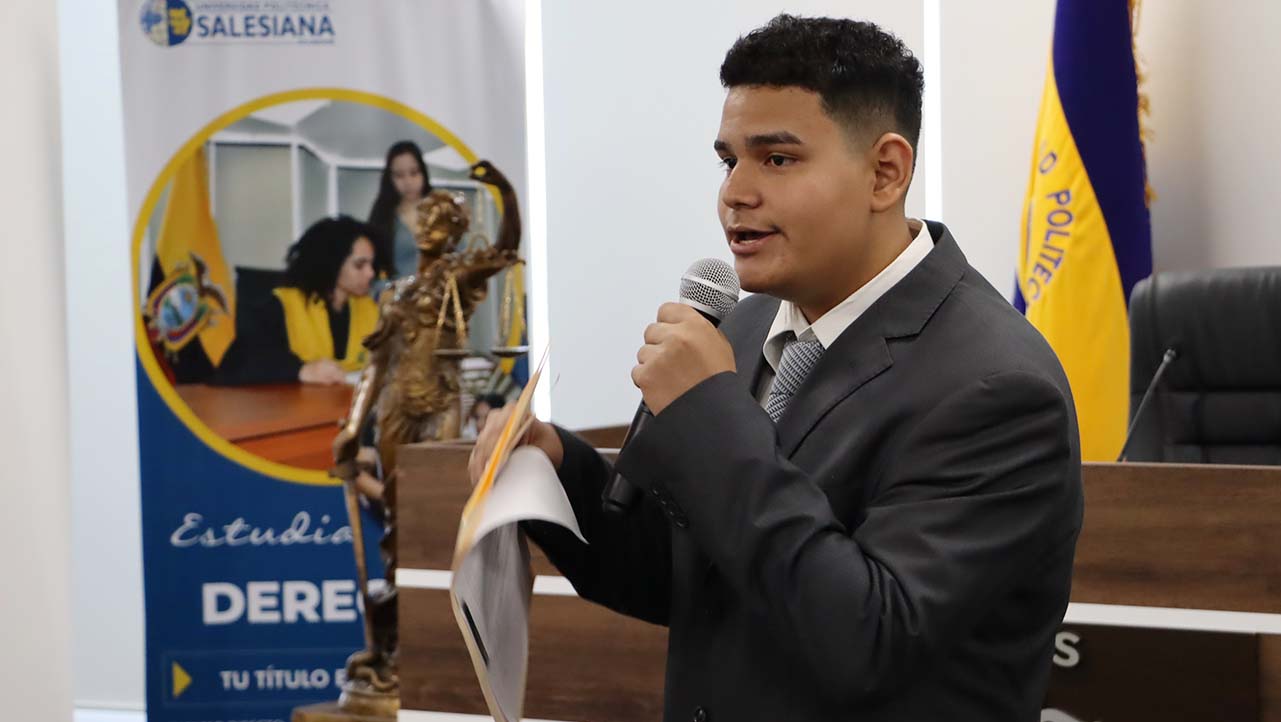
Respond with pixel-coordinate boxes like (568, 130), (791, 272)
(601, 258), (740, 515)
(1117, 346), (1179, 462)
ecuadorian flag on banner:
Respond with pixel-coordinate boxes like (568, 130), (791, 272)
(1015, 0), (1153, 461)
(147, 147), (236, 375)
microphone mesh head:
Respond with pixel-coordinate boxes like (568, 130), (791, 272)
(679, 258), (740, 321)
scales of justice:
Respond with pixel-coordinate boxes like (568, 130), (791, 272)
(294, 159), (527, 721)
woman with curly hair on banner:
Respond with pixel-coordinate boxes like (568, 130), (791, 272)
(216, 215), (389, 386)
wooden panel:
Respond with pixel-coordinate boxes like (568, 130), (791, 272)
(399, 587), (667, 721)
(396, 448), (1281, 720)
(1047, 625), (1258, 721)
(574, 424), (630, 450)
(235, 424), (339, 471)
(397, 442), (568, 576)
(174, 383), (352, 469)
(1074, 462), (1281, 613)
(396, 438), (663, 718)
(175, 383), (352, 440)
(1263, 636), (1281, 722)
(398, 587), (487, 714)
(401, 456), (1281, 615)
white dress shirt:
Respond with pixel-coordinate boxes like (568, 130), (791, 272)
(756, 220), (934, 404)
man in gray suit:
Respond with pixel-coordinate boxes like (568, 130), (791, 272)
(472, 14), (1083, 722)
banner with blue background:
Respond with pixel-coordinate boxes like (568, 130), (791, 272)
(118, 2), (529, 720)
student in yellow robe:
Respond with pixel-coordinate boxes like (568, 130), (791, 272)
(216, 216), (387, 386)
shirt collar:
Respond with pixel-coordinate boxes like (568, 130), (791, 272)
(762, 219), (933, 372)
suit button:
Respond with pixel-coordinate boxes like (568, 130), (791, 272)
(692, 706), (708, 722)
(672, 512), (689, 529)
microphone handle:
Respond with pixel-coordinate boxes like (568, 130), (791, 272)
(601, 402), (653, 514)
(601, 303), (724, 515)
(1117, 347), (1178, 462)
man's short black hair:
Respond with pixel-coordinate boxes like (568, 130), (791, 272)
(720, 14), (924, 155)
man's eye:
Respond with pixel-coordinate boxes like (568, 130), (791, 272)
(718, 157), (737, 172)
(767, 154), (794, 167)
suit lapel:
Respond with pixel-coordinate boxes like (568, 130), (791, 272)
(774, 327), (893, 457)
(729, 294), (777, 395)
(775, 222), (968, 457)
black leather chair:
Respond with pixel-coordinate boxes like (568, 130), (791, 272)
(232, 266), (287, 335)
(1127, 267), (1281, 464)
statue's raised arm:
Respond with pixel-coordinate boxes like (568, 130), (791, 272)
(470, 159), (521, 254)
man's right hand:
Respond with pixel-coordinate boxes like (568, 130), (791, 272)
(468, 405), (565, 487)
(299, 359), (346, 385)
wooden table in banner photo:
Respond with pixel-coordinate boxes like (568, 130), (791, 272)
(174, 383), (354, 470)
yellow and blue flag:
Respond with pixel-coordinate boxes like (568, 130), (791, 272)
(144, 147), (236, 380)
(1015, 0), (1152, 461)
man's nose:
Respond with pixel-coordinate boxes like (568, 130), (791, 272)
(721, 165), (762, 209)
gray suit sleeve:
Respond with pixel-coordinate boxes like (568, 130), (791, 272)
(614, 369), (1079, 703)
(522, 425), (673, 626)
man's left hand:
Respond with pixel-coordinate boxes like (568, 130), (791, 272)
(632, 302), (736, 415)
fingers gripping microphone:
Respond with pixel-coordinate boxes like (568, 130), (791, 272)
(601, 259), (741, 514)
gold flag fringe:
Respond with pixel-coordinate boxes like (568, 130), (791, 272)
(1130, 0), (1156, 206)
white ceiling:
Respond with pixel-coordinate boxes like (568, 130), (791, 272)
(217, 99), (450, 166)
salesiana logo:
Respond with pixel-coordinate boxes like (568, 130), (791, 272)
(140, 0), (195, 46)
(140, 0), (336, 47)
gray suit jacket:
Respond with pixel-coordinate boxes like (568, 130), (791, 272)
(528, 221), (1083, 721)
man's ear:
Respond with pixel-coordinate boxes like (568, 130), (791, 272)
(869, 132), (914, 213)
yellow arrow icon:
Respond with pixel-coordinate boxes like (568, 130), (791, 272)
(172, 661), (192, 698)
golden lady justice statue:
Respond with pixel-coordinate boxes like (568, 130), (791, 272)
(327, 160), (523, 718)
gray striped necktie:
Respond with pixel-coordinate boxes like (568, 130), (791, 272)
(765, 333), (825, 422)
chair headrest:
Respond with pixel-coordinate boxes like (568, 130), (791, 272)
(1130, 267), (1281, 390)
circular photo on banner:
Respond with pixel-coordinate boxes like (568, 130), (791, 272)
(133, 89), (514, 483)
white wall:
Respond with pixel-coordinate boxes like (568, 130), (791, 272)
(58, 0), (146, 711)
(539, 1), (925, 431)
(938, 1), (1056, 291)
(1136, 0), (1281, 271)
(1, 0), (73, 719)
(939, 0), (1281, 282)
